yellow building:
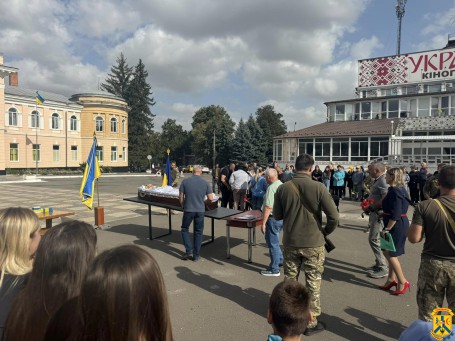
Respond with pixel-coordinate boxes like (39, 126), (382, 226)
(0, 53), (128, 175)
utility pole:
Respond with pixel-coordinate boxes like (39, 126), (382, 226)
(396, 0), (407, 55)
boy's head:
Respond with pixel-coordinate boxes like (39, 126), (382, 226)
(268, 280), (312, 337)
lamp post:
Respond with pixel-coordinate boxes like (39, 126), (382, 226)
(212, 121), (216, 193)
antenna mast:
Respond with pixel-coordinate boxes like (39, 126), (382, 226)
(396, 0), (407, 55)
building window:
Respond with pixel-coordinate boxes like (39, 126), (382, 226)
(71, 146), (78, 161)
(31, 110), (40, 128)
(361, 102), (371, 120)
(418, 97), (430, 117)
(332, 138), (349, 161)
(96, 146), (104, 162)
(350, 137), (368, 161)
(335, 105), (345, 121)
(274, 140), (283, 161)
(8, 108), (18, 126)
(298, 139), (313, 155)
(95, 116), (104, 132)
(111, 118), (118, 133)
(52, 113), (60, 129)
(32, 144), (40, 162)
(111, 146), (118, 161)
(370, 138), (389, 158)
(70, 115), (78, 131)
(53, 145), (60, 162)
(122, 119), (126, 134)
(388, 99), (399, 118)
(315, 138), (330, 161)
(10, 143), (18, 161)
(123, 147), (127, 162)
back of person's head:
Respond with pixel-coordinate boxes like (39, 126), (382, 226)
(4, 220), (97, 341)
(374, 162), (385, 174)
(268, 280), (311, 337)
(439, 165), (455, 190)
(387, 167), (405, 187)
(79, 245), (173, 341)
(0, 207), (40, 282)
(295, 154), (314, 172)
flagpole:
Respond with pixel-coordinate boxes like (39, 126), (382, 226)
(35, 100), (38, 174)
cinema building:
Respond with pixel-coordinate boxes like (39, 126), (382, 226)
(273, 37), (455, 169)
(0, 53), (129, 175)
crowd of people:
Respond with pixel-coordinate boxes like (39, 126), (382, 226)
(1, 156), (454, 340)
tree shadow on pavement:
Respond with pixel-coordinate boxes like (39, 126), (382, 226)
(174, 266), (270, 317)
(324, 261), (377, 289)
(345, 306), (406, 340)
(321, 313), (384, 341)
(108, 223), (266, 273)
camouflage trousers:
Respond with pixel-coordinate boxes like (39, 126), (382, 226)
(283, 245), (325, 328)
(417, 256), (455, 321)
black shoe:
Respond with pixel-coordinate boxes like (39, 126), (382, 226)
(181, 253), (191, 260)
(304, 321), (326, 336)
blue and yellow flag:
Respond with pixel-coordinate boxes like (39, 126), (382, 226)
(35, 91), (45, 105)
(80, 136), (102, 209)
(161, 149), (172, 186)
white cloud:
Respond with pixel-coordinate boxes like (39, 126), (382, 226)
(350, 36), (383, 60)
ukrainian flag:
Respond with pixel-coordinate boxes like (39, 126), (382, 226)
(35, 91), (45, 105)
(161, 149), (172, 186)
(80, 136), (102, 209)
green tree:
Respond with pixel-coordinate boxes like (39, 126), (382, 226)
(231, 118), (254, 161)
(245, 114), (267, 163)
(191, 105), (235, 167)
(127, 59), (156, 167)
(100, 53), (133, 100)
(255, 105), (287, 162)
(159, 119), (190, 165)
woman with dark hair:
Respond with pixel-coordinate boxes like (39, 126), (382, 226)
(311, 165), (323, 182)
(4, 220), (97, 341)
(0, 207), (41, 337)
(46, 245), (173, 341)
(322, 166), (331, 190)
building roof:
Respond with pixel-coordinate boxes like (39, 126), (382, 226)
(5, 85), (76, 105)
(275, 118), (398, 139)
(69, 91), (126, 103)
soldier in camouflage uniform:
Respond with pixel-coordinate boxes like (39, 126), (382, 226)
(408, 165), (455, 321)
(362, 165), (375, 199)
(274, 154), (339, 336)
(422, 163), (447, 200)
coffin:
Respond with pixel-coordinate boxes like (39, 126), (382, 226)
(138, 186), (219, 211)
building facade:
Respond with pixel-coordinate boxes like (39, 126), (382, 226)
(273, 37), (455, 169)
(0, 54), (128, 175)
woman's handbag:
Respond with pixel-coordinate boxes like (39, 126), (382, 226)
(380, 232), (396, 252)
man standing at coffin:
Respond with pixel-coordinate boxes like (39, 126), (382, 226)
(171, 161), (180, 188)
(179, 165), (214, 261)
(220, 163), (235, 209)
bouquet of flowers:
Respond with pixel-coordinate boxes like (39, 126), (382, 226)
(361, 198), (374, 218)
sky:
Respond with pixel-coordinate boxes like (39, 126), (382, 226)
(2, 0), (455, 132)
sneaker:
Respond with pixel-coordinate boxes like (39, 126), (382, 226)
(193, 256), (200, 262)
(260, 270), (280, 277)
(181, 253), (192, 261)
(304, 321), (326, 336)
(365, 264), (379, 272)
(367, 268), (388, 278)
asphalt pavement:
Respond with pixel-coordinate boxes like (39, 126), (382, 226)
(0, 174), (424, 340)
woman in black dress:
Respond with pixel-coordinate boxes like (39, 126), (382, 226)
(379, 167), (410, 295)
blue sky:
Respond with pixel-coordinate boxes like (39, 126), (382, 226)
(1, 0), (455, 131)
